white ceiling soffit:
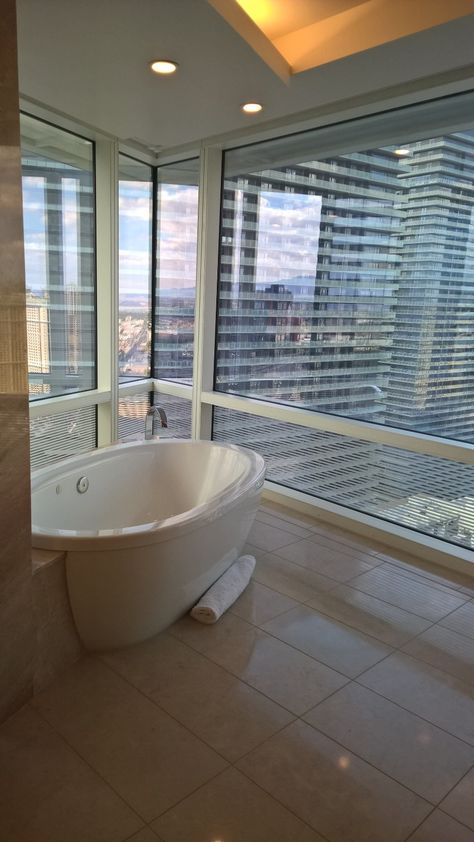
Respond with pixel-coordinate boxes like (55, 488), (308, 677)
(16, 0), (474, 152)
(211, 0), (474, 74)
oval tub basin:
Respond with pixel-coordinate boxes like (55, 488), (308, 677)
(31, 440), (265, 650)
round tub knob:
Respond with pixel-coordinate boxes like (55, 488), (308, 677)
(76, 476), (89, 494)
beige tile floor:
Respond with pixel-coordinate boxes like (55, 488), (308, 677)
(2, 501), (474, 841)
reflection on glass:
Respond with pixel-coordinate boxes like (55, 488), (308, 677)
(21, 114), (96, 399)
(154, 158), (199, 383)
(214, 125), (474, 552)
(216, 132), (474, 443)
(118, 155), (153, 381)
(213, 406), (474, 552)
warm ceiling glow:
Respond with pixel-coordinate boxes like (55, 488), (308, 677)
(236, 0), (274, 30)
(150, 60), (178, 75)
(394, 148), (410, 156)
(241, 101), (263, 114)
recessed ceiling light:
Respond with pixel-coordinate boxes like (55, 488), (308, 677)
(150, 60), (178, 75)
(241, 102), (263, 114)
(394, 148), (410, 156)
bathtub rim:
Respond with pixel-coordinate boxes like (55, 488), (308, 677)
(31, 439), (265, 552)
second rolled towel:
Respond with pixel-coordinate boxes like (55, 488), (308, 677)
(190, 554), (256, 624)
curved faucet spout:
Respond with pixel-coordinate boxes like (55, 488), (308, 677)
(144, 405), (168, 440)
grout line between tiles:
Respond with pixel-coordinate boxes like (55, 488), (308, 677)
(300, 717), (439, 807)
(340, 573), (469, 623)
(146, 765), (231, 825)
(403, 765), (474, 840)
(229, 748), (334, 842)
(438, 805), (474, 835)
(403, 804), (438, 841)
(376, 560), (469, 594)
(31, 702), (148, 830)
(93, 654), (235, 767)
(272, 538), (384, 573)
(351, 670), (474, 751)
(257, 548), (364, 591)
(97, 642), (302, 757)
(261, 505), (474, 592)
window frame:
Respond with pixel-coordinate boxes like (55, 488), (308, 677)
(24, 84), (474, 571)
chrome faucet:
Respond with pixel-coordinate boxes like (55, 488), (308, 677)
(144, 405), (168, 440)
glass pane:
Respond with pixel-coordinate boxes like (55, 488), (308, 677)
(118, 155), (153, 382)
(118, 391), (192, 440)
(154, 158), (199, 383)
(213, 407), (474, 551)
(30, 405), (97, 470)
(21, 114), (95, 399)
(216, 129), (474, 443)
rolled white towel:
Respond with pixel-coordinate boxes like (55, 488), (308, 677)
(190, 554), (256, 624)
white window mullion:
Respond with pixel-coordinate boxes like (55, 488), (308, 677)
(95, 138), (119, 445)
(192, 145), (223, 440)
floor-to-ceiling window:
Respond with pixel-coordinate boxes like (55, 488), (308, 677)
(21, 115), (96, 399)
(22, 91), (474, 561)
(21, 114), (97, 468)
(149, 157), (200, 437)
(118, 155), (153, 383)
(212, 93), (474, 552)
(117, 155), (154, 441)
(154, 158), (200, 384)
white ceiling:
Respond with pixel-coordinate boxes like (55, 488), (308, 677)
(16, 0), (474, 153)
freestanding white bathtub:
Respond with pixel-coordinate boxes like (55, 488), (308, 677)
(31, 440), (265, 650)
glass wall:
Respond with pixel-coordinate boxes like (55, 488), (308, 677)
(213, 97), (474, 552)
(21, 114), (96, 399)
(118, 155), (153, 382)
(154, 158), (199, 383)
(213, 407), (474, 551)
(215, 129), (474, 442)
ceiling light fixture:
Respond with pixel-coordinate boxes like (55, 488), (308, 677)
(241, 102), (263, 114)
(394, 148), (410, 156)
(150, 60), (178, 75)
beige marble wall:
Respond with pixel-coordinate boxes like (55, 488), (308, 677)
(0, 0), (35, 722)
(32, 551), (83, 693)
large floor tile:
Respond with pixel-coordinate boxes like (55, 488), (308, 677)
(259, 501), (321, 529)
(276, 538), (377, 582)
(377, 557), (470, 594)
(263, 605), (392, 678)
(242, 542), (267, 561)
(204, 625), (348, 715)
(349, 566), (467, 621)
(440, 767), (474, 830)
(359, 652), (474, 745)
(126, 831), (160, 842)
(440, 600), (474, 640)
(152, 767), (324, 841)
(230, 579), (299, 625)
(402, 625), (474, 687)
(304, 682), (473, 803)
(256, 509), (313, 538)
(237, 720), (431, 842)
(168, 610), (252, 654)
(309, 521), (390, 555)
(103, 634), (293, 761)
(306, 583), (431, 647)
(32, 657), (227, 821)
(253, 552), (337, 601)
(247, 520), (300, 552)
(409, 810), (474, 842)
(0, 705), (143, 842)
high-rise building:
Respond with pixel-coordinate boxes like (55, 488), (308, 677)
(26, 292), (50, 375)
(386, 132), (474, 442)
(212, 133), (474, 543)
